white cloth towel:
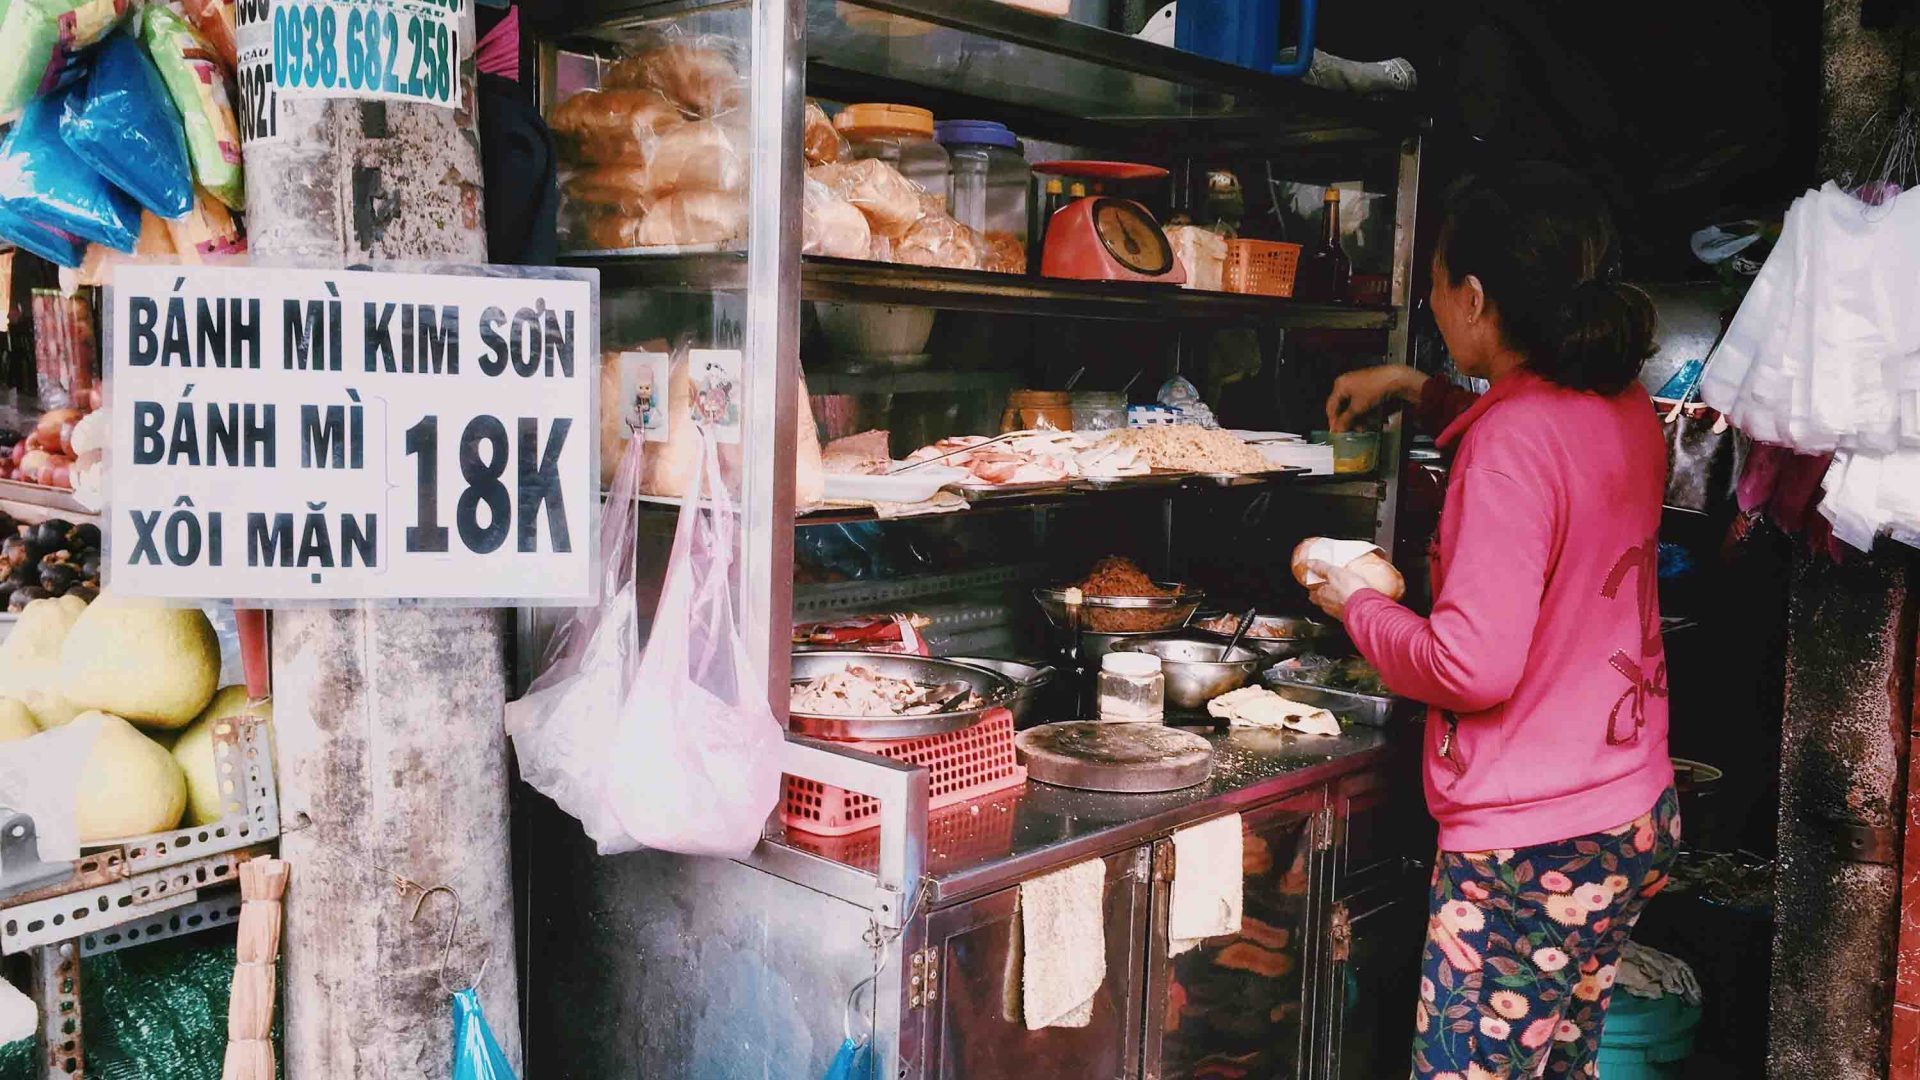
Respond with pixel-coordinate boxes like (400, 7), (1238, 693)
(1020, 858), (1107, 1030)
(1168, 813), (1245, 957)
(0, 976), (35, 1044)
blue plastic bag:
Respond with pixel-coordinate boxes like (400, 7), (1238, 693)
(822, 1037), (873, 1080)
(0, 200), (86, 267)
(452, 988), (518, 1080)
(0, 90), (140, 255)
(60, 30), (193, 219)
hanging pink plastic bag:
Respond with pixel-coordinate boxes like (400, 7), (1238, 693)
(507, 418), (783, 858)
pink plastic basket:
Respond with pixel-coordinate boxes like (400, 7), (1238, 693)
(782, 707), (1027, 837)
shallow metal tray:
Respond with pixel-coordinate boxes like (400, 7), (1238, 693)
(788, 651), (1021, 740)
(1260, 667), (1410, 727)
(1185, 466), (1310, 488)
(1068, 469), (1193, 492)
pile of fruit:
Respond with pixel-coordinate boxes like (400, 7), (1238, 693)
(0, 593), (274, 841)
(0, 514), (101, 610)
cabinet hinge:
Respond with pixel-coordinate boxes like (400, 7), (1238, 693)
(908, 947), (939, 1009)
(1329, 902), (1352, 963)
(1314, 806), (1336, 852)
(1151, 841), (1176, 883)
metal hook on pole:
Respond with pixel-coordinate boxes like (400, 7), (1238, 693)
(407, 883), (470, 995)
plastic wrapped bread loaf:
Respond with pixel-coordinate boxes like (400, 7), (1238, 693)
(550, 88), (685, 165)
(562, 165), (655, 217)
(605, 40), (744, 118)
(802, 178), (871, 259)
(640, 119), (748, 197)
(895, 211), (981, 270)
(807, 159), (925, 239)
(569, 212), (648, 251)
(803, 100), (842, 166)
(633, 190), (747, 247)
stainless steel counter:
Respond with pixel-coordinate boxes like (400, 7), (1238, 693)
(782, 724), (1388, 907)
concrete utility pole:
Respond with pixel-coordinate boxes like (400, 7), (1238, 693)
(242, 4), (523, 1074)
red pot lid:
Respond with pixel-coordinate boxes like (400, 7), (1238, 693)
(1032, 160), (1169, 181)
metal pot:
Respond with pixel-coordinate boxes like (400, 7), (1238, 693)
(1112, 634), (1266, 711)
(789, 651), (1020, 740)
(948, 657), (1055, 729)
(1190, 612), (1336, 662)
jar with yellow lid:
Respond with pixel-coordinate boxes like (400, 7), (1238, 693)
(835, 103), (950, 209)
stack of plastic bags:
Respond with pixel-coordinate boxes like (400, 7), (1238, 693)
(1699, 182), (1920, 551)
(0, 4), (245, 271)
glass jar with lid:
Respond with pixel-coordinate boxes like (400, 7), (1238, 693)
(1070, 391), (1128, 431)
(935, 119), (1031, 274)
(1098, 651), (1164, 722)
(836, 103), (950, 209)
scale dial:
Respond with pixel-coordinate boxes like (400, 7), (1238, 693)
(1092, 198), (1174, 276)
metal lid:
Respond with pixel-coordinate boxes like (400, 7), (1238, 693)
(835, 103), (936, 139)
(935, 119), (1019, 150)
(1102, 651), (1162, 676)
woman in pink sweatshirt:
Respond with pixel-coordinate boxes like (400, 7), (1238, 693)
(1314, 163), (1677, 1080)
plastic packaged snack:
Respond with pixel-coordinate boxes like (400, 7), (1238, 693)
(0, 0), (135, 122)
(0, 91), (141, 253)
(59, 30), (195, 220)
(633, 189), (746, 247)
(803, 99), (842, 166)
(142, 5), (244, 210)
(895, 211), (981, 270)
(641, 118), (747, 197)
(0, 201), (86, 267)
(163, 185), (246, 259)
(604, 38), (744, 118)
(178, 0), (239, 70)
(549, 87), (684, 166)
(802, 177), (871, 259)
(808, 158), (926, 239)
(31, 286), (96, 410)
(74, 209), (175, 288)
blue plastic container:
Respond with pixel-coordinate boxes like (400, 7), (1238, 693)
(1596, 992), (1701, 1080)
(1173, 0), (1318, 76)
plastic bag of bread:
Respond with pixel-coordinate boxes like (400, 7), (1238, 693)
(604, 38), (744, 118)
(894, 212), (981, 270)
(1291, 537), (1405, 601)
(550, 88), (684, 166)
(803, 100), (842, 166)
(567, 210), (646, 251)
(980, 230), (1026, 274)
(641, 118), (747, 197)
(808, 159), (925, 239)
(563, 165), (655, 217)
(634, 190), (746, 248)
(801, 177), (871, 260)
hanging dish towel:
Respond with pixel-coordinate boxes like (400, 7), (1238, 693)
(1020, 858), (1107, 1030)
(1168, 813), (1245, 956)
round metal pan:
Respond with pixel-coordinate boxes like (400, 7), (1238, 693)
(788, 651), (1020, 740)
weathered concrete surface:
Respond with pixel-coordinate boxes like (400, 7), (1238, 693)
(1770, 546), (1915, 1080)
(244, 10), (519, 1075)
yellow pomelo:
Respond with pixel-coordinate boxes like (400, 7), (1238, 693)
(58, 593), (220, 730)
(0, 698), (37, 742)
(172, 686), (274, 826)
(74, 712), (187, 841)
(0, 595), (88, 728)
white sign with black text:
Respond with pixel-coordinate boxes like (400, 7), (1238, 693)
(106, 264), (599, 604)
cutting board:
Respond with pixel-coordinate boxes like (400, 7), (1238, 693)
(1014, 721), (1214, 792)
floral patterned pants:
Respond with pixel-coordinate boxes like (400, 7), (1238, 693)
(1412, 788), (1681, 1080)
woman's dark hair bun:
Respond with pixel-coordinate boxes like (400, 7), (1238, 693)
(1437, 163), (1658, 395)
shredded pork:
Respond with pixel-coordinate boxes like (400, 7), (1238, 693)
(790, 664), (984, 716)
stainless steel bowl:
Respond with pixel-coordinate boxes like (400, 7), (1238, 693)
(788, 651), (1019, 739)
(1112, 634), (1267, 711)
(1033, 584), (1205, 634)
(947, 657), (1054, 728)
(1190, 612), (1335, 661)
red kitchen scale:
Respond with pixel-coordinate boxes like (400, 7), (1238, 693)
(1035, 160), (1187, 285)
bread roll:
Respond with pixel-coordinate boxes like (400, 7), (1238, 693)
(894, 211), (981, 270)
(641, 119), (748, 197)
(550, 88), (684, 165)
(563, 165), (655, 216)
(803, 100), (841, 166)
(606, 42), (743, 117)
(571, 212), (649, 251)
(1291, 537), (1405, 601)
(633, 190), (747, 247)
(802, 178), (872, 259)
(808, 159), (925, 239)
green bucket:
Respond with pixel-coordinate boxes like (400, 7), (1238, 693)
(1597, 992), (1701, 1080)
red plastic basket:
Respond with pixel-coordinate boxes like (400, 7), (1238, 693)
(782, 707), (1027, 837)
(785, 783), (1027, 867)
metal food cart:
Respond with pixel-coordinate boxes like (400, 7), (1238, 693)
(520, 0), (1431, 1074)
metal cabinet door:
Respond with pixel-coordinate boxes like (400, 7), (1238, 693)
(920, 846), (1150, 1080)
(1144, 793), (1328, 1080)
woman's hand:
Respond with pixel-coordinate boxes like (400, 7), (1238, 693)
(1304, 560), (1371, 621)
(1326, 364), (1430, 432)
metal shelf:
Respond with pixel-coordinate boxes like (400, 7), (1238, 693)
(579, 252), (1398, 327)
(547, 0), (1422, 136)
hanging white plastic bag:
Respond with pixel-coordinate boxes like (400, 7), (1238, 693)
(0, 712), (103, 864)
(505, 434), (646, 853)
(606, 418), (783, 858)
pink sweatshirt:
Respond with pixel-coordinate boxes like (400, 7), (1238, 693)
(1345, 372), (1673, 851)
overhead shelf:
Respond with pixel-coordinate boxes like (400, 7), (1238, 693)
(578, 252), (1398, 327)
(547, 0), (1422, 137)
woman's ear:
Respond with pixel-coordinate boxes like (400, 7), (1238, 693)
(1462, 273), (1488, 325)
